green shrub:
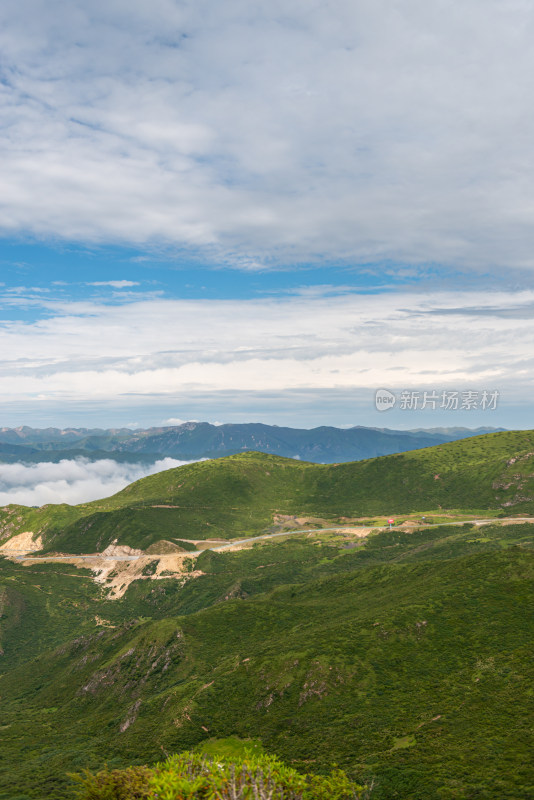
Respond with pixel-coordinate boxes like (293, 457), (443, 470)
(70, 752), (369, 799)
(70, 765), (153, 799)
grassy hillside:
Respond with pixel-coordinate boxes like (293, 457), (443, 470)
(2, 430), (534, 554)
(93, 428), (534, 517)
(0, 520), (533, 799)
(0, 430), (533, 800)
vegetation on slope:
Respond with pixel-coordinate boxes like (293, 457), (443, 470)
(2, 430), (534, 554)
(0, 520), (533, 799)
(72, 751), (370, 799)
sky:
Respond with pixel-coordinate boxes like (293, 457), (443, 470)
(1, 0), (534, 431)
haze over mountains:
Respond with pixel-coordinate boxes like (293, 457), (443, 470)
(0, 422), (505, 464)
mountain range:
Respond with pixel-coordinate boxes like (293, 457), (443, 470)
(0, 422), (505, 463)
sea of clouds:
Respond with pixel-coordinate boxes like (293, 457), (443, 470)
(0, 457), (196, 507)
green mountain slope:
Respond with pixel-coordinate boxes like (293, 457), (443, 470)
(95, 428), (534, 516)
(0, 520), (533, 799)
(2, 430), (534, 555)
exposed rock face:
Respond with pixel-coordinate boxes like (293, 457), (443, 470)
(0, 531), (43, 553)
(101, 543), (144, 557)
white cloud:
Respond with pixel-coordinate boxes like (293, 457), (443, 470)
(0, 289), (531, 415)
(162, 418), (198, 426)
(0, 1), (534, 270)
(88, 281), (140, 288)
(0, 456), (197, 506)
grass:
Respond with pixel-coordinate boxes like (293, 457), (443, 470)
(194, 736), (265, 759)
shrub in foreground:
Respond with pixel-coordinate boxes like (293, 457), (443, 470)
(71, 751), (371, 799)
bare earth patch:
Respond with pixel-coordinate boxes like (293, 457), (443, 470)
(90, 553), (203, 599)
(6, 517), (532, 599)
(14, 551), (202, 599)
(326, 527), (371, 537)
(101, 543), (144, 557)
(273, 514), (331, 529)
(0, 531), (43, 553)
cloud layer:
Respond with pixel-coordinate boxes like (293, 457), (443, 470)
(0, 286), (531, 426)
(0, 457), (194, 506)
(1, 0), (534, 269)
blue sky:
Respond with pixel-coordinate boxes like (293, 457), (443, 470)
(1, 0), (534, 430)
(1, 238), (425, 308)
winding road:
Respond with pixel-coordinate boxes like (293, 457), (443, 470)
(4, 516), (534, 562)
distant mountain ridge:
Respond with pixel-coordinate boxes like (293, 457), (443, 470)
(0, 422), (505, 463)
